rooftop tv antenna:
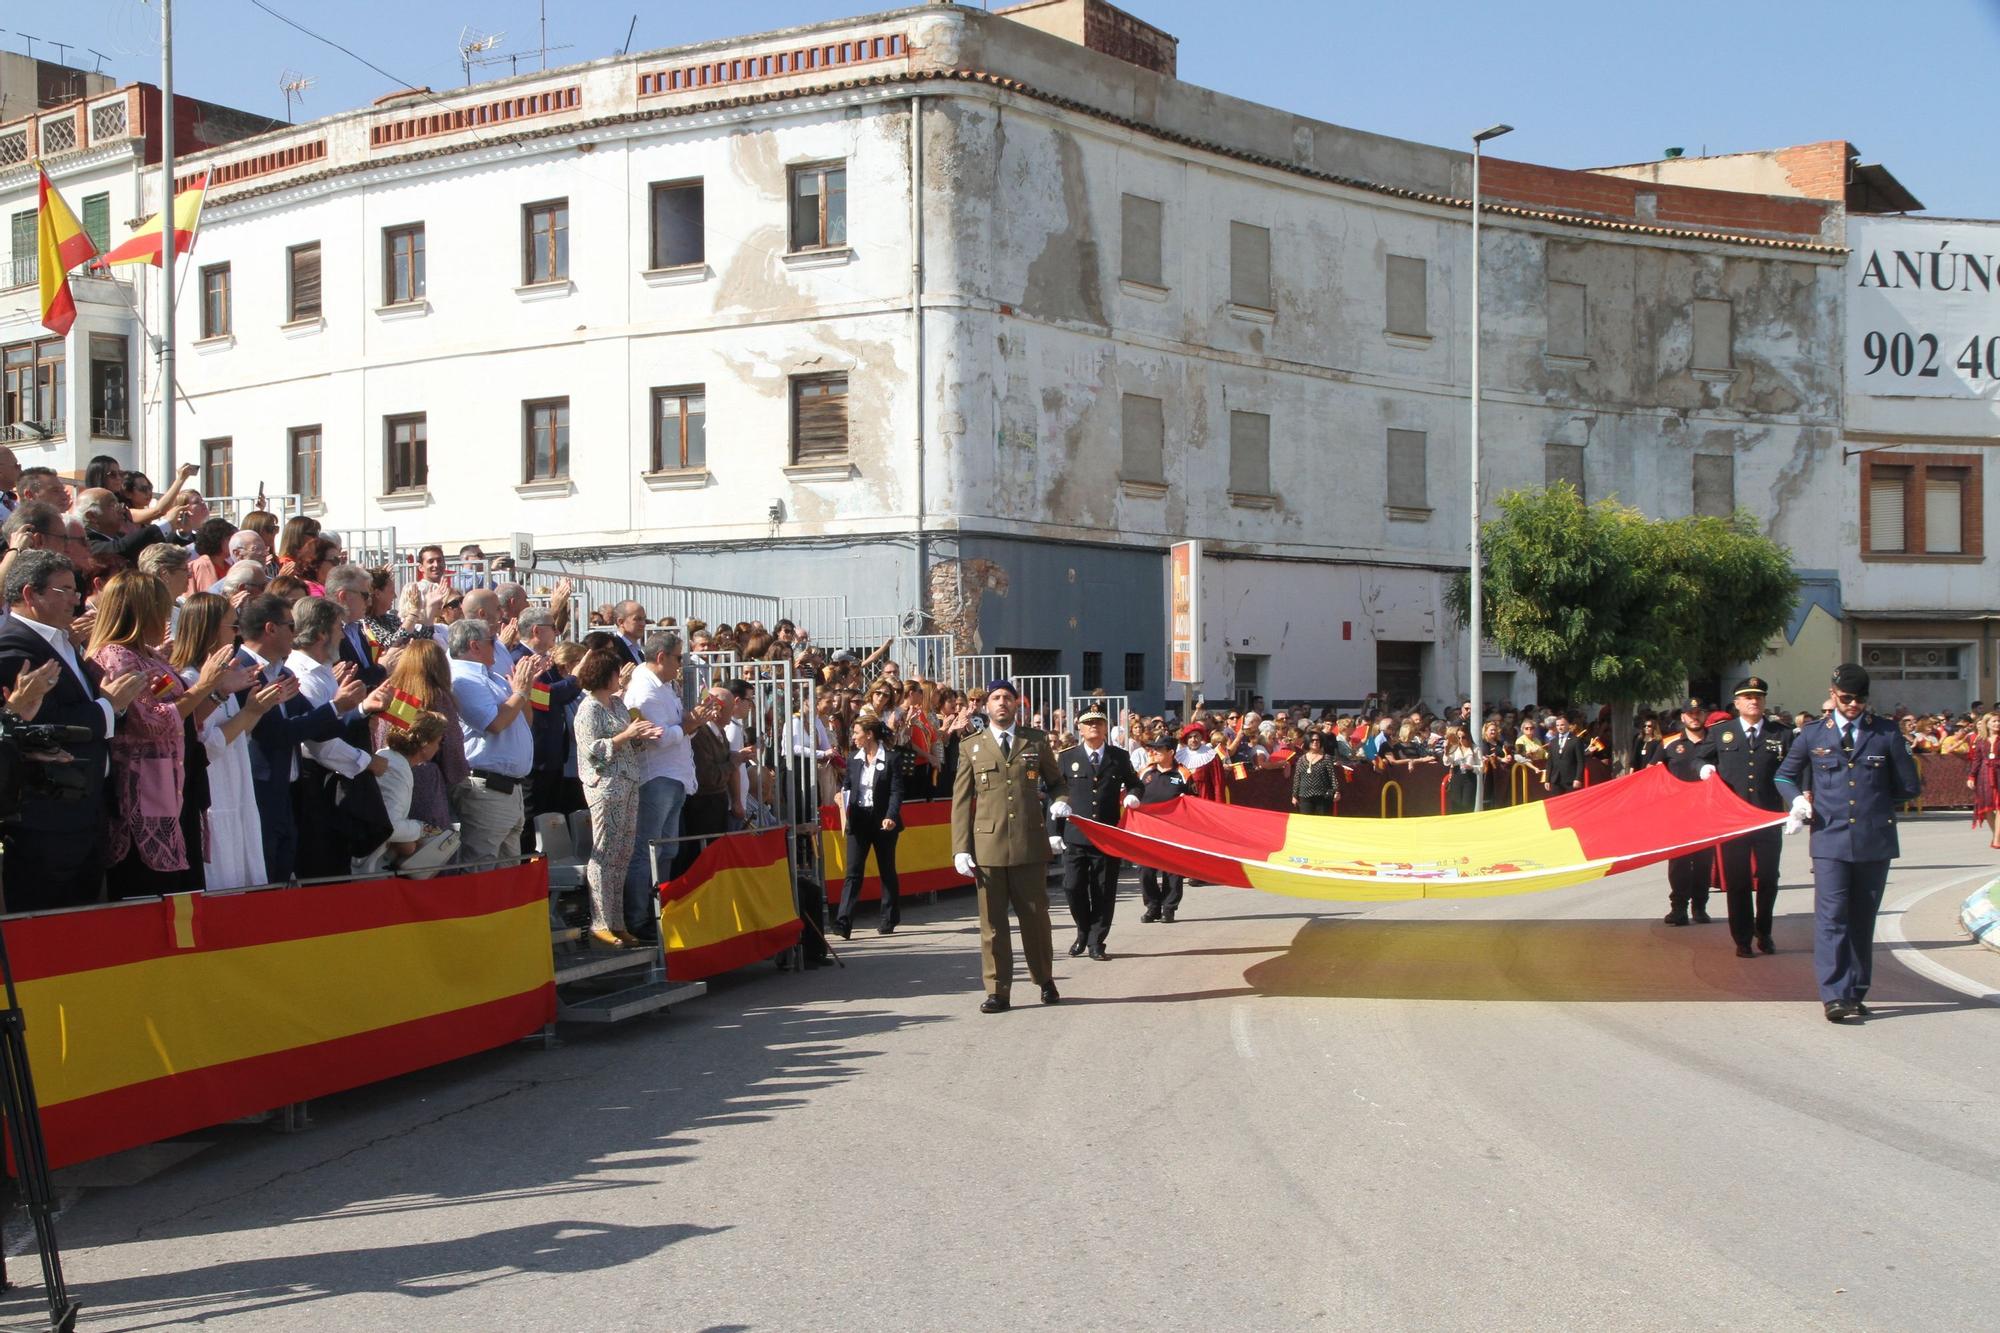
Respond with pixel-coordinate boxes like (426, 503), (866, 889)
(277, 68), (315, 123)
(456, 25), (505, 85)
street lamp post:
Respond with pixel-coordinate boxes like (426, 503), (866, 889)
(1468, 122), (1511, 811)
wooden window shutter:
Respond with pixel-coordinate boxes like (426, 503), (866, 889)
(793, 376), (848, 462)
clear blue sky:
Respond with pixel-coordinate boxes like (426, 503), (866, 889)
(32, 0), (2000, 217)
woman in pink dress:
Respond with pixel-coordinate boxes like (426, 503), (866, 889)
(1965, 713), (2000, 848)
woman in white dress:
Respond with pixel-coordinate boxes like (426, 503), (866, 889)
(170, 592), (289, 889)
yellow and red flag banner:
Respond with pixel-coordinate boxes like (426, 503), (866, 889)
(103, 171), (208, 268)
(9, 861), (555, 1170)
(382, 686), (425, 731)
(527, 682), (552, 713)
(818, 797), (971, 904)
(1075, 766), (1787, 902)
(36, 164), (99, 335)
(657, 828), (800, 980)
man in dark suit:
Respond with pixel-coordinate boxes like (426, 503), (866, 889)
(79, 487), (172, 579)
(1542, 711), (1586, 795)
(1706, 676), (1793, 958)
(0, 550), (146, 911)
(1775, 663), (1922, 1023)
(1055, 705), (1144, 961)
(611, 601), (649, 666)
(236, 593), (366, 883)
(834, 715), (904, 938)
(326, 563), (389, 688)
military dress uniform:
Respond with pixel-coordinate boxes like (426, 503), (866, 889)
(1709, 677), (1793, 956)
(1658, 702), (1716, 925)
(1055, 729), (1143, 960)
(1774, 664), (1921, 1021)
(951, 707), (1066, 1009)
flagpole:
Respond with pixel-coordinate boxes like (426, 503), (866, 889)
(158, 0), (177, 477)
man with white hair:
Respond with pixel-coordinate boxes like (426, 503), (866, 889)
(227, 526), (269, 569)
(287, 595), (391, 876)
(79, 486), (169, 571)
(448, 616), (545, 863)
(325, 562), (389, 687)
(214, 558), (271, 606)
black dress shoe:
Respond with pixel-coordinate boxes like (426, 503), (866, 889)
(1040, 983), (1060, 1005)
(980, 995), (1010, 1014)
(835, 920), (852, 941)
(1067, 938), (1086, 957)
(1161, 911), (1176, 923)
(1088, 945), (1108, 961)
(1140, 910), (1160, 923)
(1734, 943), (1755, 958)
(1663, 910), (1688, 927)
(1824, 1000), (1857, 1023)
(877, 924), (894, 935)
(1755, 934), (1775, 954)
(1690, 908), (1713, 924)
(1852, 1001), (1872, 1017)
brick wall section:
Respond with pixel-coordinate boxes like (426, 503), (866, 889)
(1773, 140), (1853, 202)
(1482, 158), (1830, 239)
(1080, 1), (1177, 76)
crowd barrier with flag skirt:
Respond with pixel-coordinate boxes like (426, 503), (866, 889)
(8, 862), (556, 1171)
(656, 828), (805, 981)
(817, 798), (973, 905)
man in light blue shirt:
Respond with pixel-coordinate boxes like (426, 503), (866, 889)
(448, 617), (543, 864)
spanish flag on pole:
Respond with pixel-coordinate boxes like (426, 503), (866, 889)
(104, 170), (208, 267)
(36, 164), (99, 335)
(1074, 765), (1786, 903)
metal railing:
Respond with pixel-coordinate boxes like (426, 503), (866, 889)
(1013, 674), (1071, 732)
(204, 492), (303, 524)
(777, 595), (845, 638)
(951, 654), (1013, 693)
(895, 633), (954, 683)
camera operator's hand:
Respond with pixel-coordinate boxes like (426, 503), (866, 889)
(102, 671), (147, 715)
(3, 658), (62, 721)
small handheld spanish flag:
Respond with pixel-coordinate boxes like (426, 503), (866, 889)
(528, 681), (552, 713)
(383, 688), (425, 732)
(360, 619), (383, 666)
(149, 672), (176, 697)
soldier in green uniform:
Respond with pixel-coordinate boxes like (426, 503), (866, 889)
(951, 679), (1067, 1013)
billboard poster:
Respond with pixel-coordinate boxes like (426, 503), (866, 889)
(1169, 539), (1201, 684)
(1847, 216), (2000, 401)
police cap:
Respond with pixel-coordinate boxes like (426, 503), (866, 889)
(1678, 697), (1706, 717)
(1732, 676), (1768, 697)
(1075, 706), (1109, 724)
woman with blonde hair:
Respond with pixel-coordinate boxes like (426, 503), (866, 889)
(370, 636), (469, 832)
(171, 591), (291, 888)
(91, 571), (255, 896)
(901, 678), (940, 798)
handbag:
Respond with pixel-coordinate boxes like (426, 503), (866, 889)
(397, 826), (461, 879)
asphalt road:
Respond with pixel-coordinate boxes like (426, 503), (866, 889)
(6, 813), (1998, 1331)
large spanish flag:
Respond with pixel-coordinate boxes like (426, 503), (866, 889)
(36, 164), (98, 335)
(103, 171), (207, 268)
(11, 862), (555, 1170)
(658, 828), (801, 980)
(819, 798), (971, 904)
(1074, 765), (1785, 902)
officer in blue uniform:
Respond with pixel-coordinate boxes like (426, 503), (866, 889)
(1773, 663), (1921, 1023)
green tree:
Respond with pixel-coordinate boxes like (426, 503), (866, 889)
(1446, 484), (1797, 753)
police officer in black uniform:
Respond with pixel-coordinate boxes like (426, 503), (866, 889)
(1707, 676), (1792, 958)
(1055, 705), (1143, 960)
(1135, 734), (1191, 923)
(1658, 698), (1717, 926)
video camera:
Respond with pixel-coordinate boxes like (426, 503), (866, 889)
(0, 709), (93, 819)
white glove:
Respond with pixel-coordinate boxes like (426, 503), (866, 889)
(952, 852), (976, 877)
(1049, 799), (1073, 820)
(1121, 793), (1141, 809)
(1698, 764), (1717, 780)
(1784, 793), (1811, 836)
(1048, 835), (1066, 855)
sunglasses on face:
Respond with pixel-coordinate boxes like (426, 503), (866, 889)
(1832, 692), (1862, 706)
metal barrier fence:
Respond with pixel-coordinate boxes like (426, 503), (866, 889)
(1077, 693), (1133, 744)
(341, 525), (400, 572)
(1014, 674), (1071, 731)
(205, 492), (303, 525)
(896, 634), (955, 683)
(841, 614), (900, 649)
(951, 654), (1013, 692)
(777, 595), (846, 638)
(683, 650), (740, 704)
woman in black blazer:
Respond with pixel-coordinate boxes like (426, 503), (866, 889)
(836, 716), (904, 938)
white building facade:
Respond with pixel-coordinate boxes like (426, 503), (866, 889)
(8, 3), (1850, 713)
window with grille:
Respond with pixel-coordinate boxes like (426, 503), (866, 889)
(523, 199), (568, 285)
(788, 162), (847, 251)
(791, 374), (848, 463)
(287, 242), (321, 321)
(651, 386), (706, 471)
(199, 264), (231, 338)
(383, 224), (425, 305)
(1124, 652), (1146, 692)
(650, 180), (704, 268)
(9, 210), (36, 288)
(290, 425), (322, 503)
(523, 397), (570, 481)
(202, 437), (234, 499)
(1229, 221), (1271, 310)
(1082, 651), (1103, 691)
(385, 413), (427, 493)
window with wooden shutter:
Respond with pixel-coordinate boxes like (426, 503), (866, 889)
(1868, 466), (1908, 553)
(287, 242), (321, 321)
(1122, 194), (1163, 287)
(1120, 393), (1164, 485)
(289, 424), (322, 502)
(1229, 221), (1271, 310)
(1386, 256), (1427, 336)
(791, 374), (848, 463)
(81, 193), (111, 254)
(1229, 410), (1271, 496)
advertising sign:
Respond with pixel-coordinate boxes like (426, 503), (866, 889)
(1847, 216), (2000, 400)
(1169, 539), (1201, 684)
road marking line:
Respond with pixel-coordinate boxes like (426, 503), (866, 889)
(1878, 870), (2000, 1007)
